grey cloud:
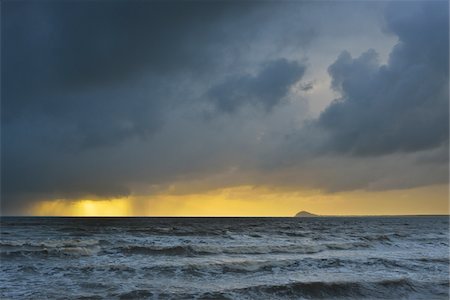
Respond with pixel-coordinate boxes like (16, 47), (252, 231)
(313, 1), (448, 156)
(2, 1), (312, 213)
(2, 1), (303, 150)
(300, 82), (314, 92)
(1, 0), (447, 214)
(2, 1), (216, 149)
(264, 0), (448, 193)
(3, 1), (259, 94)
(2, 0), (282, 154)
(208, 59), (306, 113)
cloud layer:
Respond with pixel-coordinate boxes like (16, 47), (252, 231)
(1, 1), (448, 214)
(315, 1), (449, 155)
(208, 59), (306, 113)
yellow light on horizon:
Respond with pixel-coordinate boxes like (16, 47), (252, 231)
(28, 184), (449, 217)
(32, 198), (132, 216)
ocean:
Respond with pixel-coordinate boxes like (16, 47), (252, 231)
(1, 216), (448, 299)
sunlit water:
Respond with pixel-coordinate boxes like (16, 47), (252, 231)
(1, 217), (449, 299)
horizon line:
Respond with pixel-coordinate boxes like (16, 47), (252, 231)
(1, 214), (449, 218)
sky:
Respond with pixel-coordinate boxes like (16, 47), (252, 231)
(1, 0), (449, 216)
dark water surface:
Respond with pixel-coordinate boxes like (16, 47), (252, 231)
(1, 217), (449, 299)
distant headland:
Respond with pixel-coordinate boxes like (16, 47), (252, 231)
(294, 211), (319, 217)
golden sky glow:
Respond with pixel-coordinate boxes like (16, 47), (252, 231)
(29, 184), (449, 217)
(32, 199), (133, 217)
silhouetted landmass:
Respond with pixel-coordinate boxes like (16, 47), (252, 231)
(294, 211), (318, 217)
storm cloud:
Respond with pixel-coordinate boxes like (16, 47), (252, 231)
(314, 1), (449, 156)
(208, 59), (306, 113)
(1, 0), (448, 214)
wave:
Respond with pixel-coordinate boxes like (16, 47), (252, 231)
(415, 257), (450, 263)
(325, 241), (370, 250)
(112, 279), (449, 299)
(1, 239), (373, 259)
(1, 246), (101, 258)
(0, 239), (100, 248)
(1, 239), (101, 258)
(139, 260), (297, 276)
(117, 290), (153, 299)
(117, 245), (206, 256)
(115, 243), (329, 256)
(360, 234), (393, 243)
(200, 279), (449, 299)
(124, 227), (229, 236)
(104, 242), (370, 256)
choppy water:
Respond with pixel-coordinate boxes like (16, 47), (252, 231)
(1, 217), (449, 299)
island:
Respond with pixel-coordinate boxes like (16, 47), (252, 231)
(294, 211), (319, 217)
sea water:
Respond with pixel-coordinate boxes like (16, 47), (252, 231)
(1, 216), (448, 299)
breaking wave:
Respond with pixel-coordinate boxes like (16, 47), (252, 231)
(201, 279), (449, 299)
(113, 279), (449, 299)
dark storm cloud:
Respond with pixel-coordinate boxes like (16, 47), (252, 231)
(2, 1), (264, 132)
(1, 0), (448, 214)
(2, 1), (305, 149)
(208, 59), (306, 113)
(1, 0), (280, 150)
(313, 1), (449, 156)
(2, 0), (313, 213)
(3, 1), (256, 93)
